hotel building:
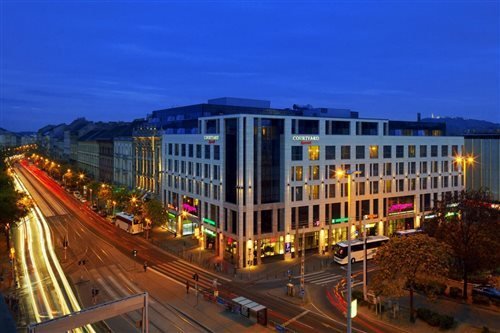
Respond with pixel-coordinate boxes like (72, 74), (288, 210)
(159, 98), (464, 268)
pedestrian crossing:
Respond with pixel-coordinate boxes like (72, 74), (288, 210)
(153, 260), (225, 291)
(294, 270), (344, 286)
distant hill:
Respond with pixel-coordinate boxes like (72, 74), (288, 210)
(421, 117), (500, 136)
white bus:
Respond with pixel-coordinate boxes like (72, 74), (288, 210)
(333, 235), (389, 265)
(114, 212), (143, 234)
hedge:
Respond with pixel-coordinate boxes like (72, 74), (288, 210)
(417, 307), (455, 330)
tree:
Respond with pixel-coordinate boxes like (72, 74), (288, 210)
(425, 190), (500, 299)
(142, 199), (167, 239)
(0, 163), (29, 250)
(97, 184), (112, 210)
(371, 234), (450, 322)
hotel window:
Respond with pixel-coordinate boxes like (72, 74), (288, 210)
(383, 145), (392, 159)
(291, 146), (303, 161)
(384, 162), (392, 176)
(357, 163), (366, 177)
(340, 183), (348, 197)
(181, 178), (185, 191)
(294, 186), (303, 201)
(326, 165), (336, 179)
(204, 145), (210, 159)
(174, 177), (178, 189)
(384, 180), (392, 193)
(420, 161), (428, 174)
(196, 144), (202, 158)
(181, 144), (186, 157)
(292, 119), (319, 134)
(370, 181), (379, 194)
(328, 184), (336, 198)
(442, 176), (449, 188)
(188, 144), (194, 157)
(175, 144), (179, 156)
(188, 179), (193, 193)
(356, 182), (366, 196)
(214, 145), (220, 160)
(397, 179), (404, 192)
(432, 161), (438, 173)
(420, 145), (427, 158)
(453, 175), (458, 187)
(341, 146), (351, 159)
(195, 163), (201, 177)
(325, 146), (336, 160)
(309, 185), (320, 200)
(213, 165), (219, 181)
(441, 145), (448, 157)
(168, 144), (173, 155)
(370, 163), (379, 177)
(356, 146), (365, 159)
(409, 179), (416, 191)
(196, 181), (201, 195)
(326, 120), (350, 135)
(213, 185), (219, 200)
(420, 178), (427, 190)
(168, 159), (172, 171)
(396, 162), (404, 175)
(309, 165), (320, 180)
(294, 166), (303, 181)
(308, 145), (320, 161)
(369, 145), (379, 159)
(442, 161), (449, 173)
(408, 145), (416, 158)
(188, 162), (193, 175)
(431, 145), (438, 157)
(204, 164), (210, 178)
(396, 145), (404, 158)
(451, 145), (459, 156)
(181, 161), (186, 174)
(204, 183), (210, 197)
(174, 160), (178, 173)
(432, 177), (439, 189)
(408, 162), (416, 174)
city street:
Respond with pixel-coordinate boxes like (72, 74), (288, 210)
(11, 159), (403, 333)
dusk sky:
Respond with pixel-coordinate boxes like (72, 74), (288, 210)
(1, 0), (499, 132)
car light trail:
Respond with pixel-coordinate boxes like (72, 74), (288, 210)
(12, 170), (96, 333)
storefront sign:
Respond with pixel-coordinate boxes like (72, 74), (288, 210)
(182, 203), (197, 214)
(204, 229), (216, 237)
(388, 203), (414, 214)
(203, 218), (217, 226)
(285, 242), (291, 253)
(332, 217), (349, 224)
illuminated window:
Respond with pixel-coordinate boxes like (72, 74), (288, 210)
(309, 165), (320, 180)
(308, 145), (320, 160)
(369, 145), (379, 159)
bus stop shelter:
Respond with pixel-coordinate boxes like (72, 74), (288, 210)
(231, 296), (267, 326)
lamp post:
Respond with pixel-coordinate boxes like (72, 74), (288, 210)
(336, 168), (361, 333)
(455, 155), (474, 191)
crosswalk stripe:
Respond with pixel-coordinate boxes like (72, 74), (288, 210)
(308, 276), (342, 285)
(293, 270), (326, 279)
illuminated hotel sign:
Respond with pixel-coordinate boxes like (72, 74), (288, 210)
(388, 203), (414, 215)
(203, 218), (217, 226)
(292, 135), (320, 145)
(182, 203), (197, 213)
(204, 135), (219, 144)
(332, 217), (349, 224)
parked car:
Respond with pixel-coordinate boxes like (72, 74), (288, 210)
(472, 285), (500, 301)
(73, 191), (81, 198)
(91, 204), (98, 211)
(80, 198), (87, 203)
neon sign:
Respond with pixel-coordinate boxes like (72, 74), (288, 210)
(182, 203), (197, 213)
(388, 203), (414, 214)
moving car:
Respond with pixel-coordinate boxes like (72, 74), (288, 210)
(472, 285), (500, 301)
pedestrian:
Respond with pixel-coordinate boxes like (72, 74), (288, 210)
(143, 261), (148, 272)
(185, 280), (190, 294)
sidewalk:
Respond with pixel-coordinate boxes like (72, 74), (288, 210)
(356, 289), (500, 332)
(149, 227), (331, 283)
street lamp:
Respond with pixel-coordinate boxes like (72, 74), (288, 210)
(336, 168), (361, 333)
(112, 201), (117, 216)
(455, 155), (474, 190)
